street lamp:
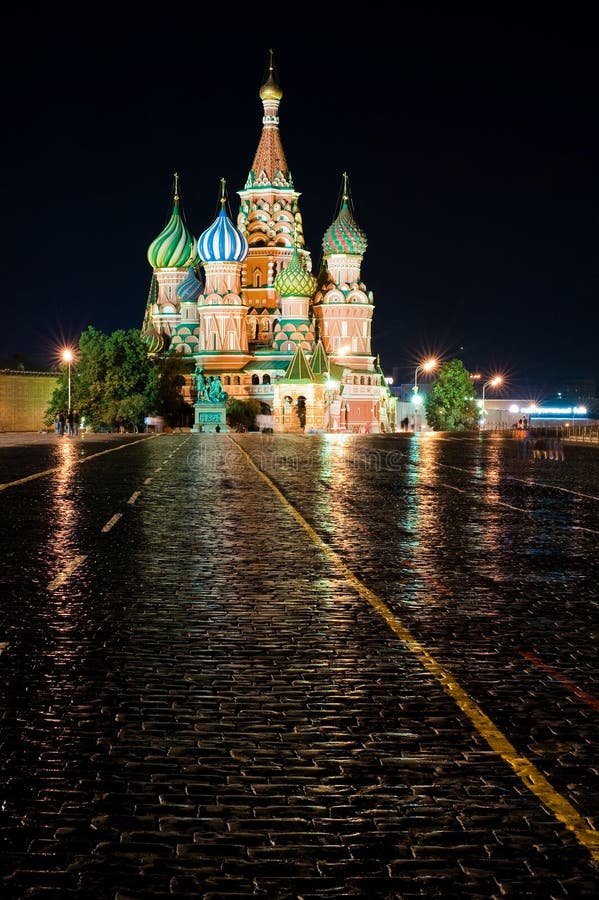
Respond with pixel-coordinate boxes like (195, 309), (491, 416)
(481, 375), (502, 427)
(62, 348), (74, 412)
(414, 358), (438, 394)
(413, 358), (438, 431)
(325, 377), (338, 431)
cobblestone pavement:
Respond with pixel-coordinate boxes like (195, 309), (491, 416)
(0, 431), (597, 898)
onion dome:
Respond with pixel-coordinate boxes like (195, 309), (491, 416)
(275, 246), (317, 298)
(147, 173), (196, 269)
(322, 173), (367, 257)
(142, 326), (167, 355)
(176, 267), (203, 303)
(198, 179), (248, 263)
(259, 49), (283, 101)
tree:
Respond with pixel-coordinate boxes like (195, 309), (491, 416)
(45, 326), (159, 431)
(226, 398), (261, 431)
(424, 359), (480, 431)
(156, 354), (192, 427)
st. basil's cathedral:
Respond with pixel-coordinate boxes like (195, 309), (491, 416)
(141, 53), (394, 433)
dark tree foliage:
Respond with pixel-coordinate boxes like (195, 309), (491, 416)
(424, 359), (480, 431)
(226, 398), (262, 430)
(45, 326), (159, 431)
(156, 354), (193, 427)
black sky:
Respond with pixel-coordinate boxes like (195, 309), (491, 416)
(3, 12), (598, 396)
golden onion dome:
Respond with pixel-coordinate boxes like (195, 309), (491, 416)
(259, 51), (283, 101)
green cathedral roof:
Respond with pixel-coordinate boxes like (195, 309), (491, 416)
(282, 344), (314, 383)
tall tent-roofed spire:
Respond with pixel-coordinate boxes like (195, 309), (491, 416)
(246, 50), (291, 189)
(310, 340), (329, 377)
(198, 178), (248, 263)
(147, 172), (197, 269)
(322, 172), (367, 257)
(283, 343), (314, 382)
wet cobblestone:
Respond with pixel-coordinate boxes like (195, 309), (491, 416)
(0, 432), (597, 897)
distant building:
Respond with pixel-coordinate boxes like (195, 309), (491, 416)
(140, 53), (394, 434)
(0, 370), (59, 432)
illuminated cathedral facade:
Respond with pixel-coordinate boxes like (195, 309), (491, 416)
(141, 54), (394, 433)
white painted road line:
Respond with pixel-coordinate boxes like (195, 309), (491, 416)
(507, 475), (599, 502)
(101, 513), (122, 533)
(48, 555), (87, 590)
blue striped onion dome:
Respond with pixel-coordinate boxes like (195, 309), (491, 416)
(176, 267), (204, 302)
(322, 198), (367, 256)
(147, 196), (196, 269)
(274, 247), (317, 298)
(198, 208), (248, 263)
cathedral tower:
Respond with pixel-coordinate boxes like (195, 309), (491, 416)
(237, 51), (312, 351)
(195, 179), (251, 370)
(313, 173), (374, 371)
(143, 174), (197, 350)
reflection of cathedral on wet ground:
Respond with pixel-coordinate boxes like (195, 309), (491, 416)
(141, 53), (394, 433)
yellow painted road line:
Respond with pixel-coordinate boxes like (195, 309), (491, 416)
(229, 437), (599, 863)
(0, 435), (159, 493)
(48, 555), (87, 590)
(0, 642), (8, 655)
(127, 491), (141, 505)
(144, 478), (152, 485)
(101, 513), (122, 533)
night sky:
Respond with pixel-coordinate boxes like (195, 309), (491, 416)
(3, 12), (598, 396)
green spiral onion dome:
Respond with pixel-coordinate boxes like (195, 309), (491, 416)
(274, 246), (317, 297)
(322, 175), (367, 257)
(322, 197), (367, 256)
(142, 326), (168, 355)
(147, 176), (196, 269)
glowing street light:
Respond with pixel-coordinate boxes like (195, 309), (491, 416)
(325, 376), (339, 431)
(412, 358), (437, 431)
(62, 348), (74, 413)
(481, 375), (503, 426)
(414, 357), (438, 395)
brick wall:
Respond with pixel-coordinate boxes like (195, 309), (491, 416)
(0, 371), (60, 432)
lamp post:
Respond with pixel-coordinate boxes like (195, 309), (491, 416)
(481, 375), (502, 428)
(63, 349), (73, 412)
(412, 358), (437, 431)
(325, 377), (338, 431)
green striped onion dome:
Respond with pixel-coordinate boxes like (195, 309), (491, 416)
(274, 247), (317, 298)
(142, 326), (167, 354)
(322, 198), (367, 256)
(147, 196), (196, 269)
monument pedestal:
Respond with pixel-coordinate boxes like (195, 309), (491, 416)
(192, 401), (229, 433)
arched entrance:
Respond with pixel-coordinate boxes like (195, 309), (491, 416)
(296, 396), (307, 429)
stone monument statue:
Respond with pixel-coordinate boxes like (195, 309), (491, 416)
(208, 375), (227, 403)
(195, 364), (207, 401)
(192, 368), (229, 432)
